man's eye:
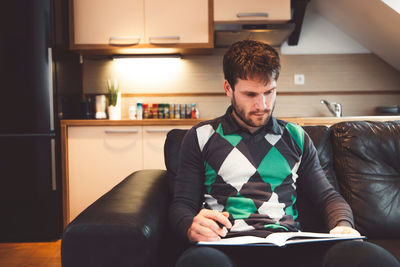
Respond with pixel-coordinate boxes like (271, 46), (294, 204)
(265, 89), (275, 95)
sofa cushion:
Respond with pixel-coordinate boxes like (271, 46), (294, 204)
(331, 121), (400, 238)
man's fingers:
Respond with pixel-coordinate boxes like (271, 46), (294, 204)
(222, 211), (230, 218)
(190, 230), (221, 242)
(194, 225), (218, 238)
(189, 224), (221, 241)
(194, 216), (227, 237)
(199, 219), (228, 237)
(200, 209), (232, 229)
(329, 227), (343, 234)
(330, 226), (361, 236)
(188, 209), (232, 243)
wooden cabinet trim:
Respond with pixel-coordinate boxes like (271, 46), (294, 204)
(119, 90), (400, 98)
(61, 116), (400, 127)
(61, 123), (69, 229)
(60, 119), (204, 127)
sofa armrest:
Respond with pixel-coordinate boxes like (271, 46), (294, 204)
(61, 169), (168, 267)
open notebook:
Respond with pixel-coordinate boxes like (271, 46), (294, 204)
(198, 232), (366, 247)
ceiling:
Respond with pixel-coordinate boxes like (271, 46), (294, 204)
(313, 0), (400, 72)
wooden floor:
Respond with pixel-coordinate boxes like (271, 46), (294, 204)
(0, 240), (61, 267)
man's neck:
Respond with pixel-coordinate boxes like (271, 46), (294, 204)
(231, 110), (263, 134)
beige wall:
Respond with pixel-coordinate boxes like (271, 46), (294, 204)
(82, 49), (400, 119)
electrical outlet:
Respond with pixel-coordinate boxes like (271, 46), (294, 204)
(294, 74), (305, 85)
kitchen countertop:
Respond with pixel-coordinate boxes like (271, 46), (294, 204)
(60, 116), (400, 127)
(60, 119), (204, 126)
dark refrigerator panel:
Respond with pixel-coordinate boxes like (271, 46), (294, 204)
(1, 0), (53, 134)
(0, 0), (78, 241)
(0, 135), (59, 241)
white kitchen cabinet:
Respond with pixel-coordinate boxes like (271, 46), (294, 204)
(72, 0), (145, 45)
(70, 0), (212, 54)
(67, 126), (143, 222)
(142, 125), (191, 169)
(145, 0), (209, 44)
(214, 0), (291, 23)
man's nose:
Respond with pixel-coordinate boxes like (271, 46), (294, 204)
(255, 94), (267, 110)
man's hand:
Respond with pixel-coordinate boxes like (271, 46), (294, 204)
(330, 226), (361, 236)
(187, 209), (232, 243)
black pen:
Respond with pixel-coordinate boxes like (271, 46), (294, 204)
(203, 203), (229, 229)
(216, 221), (225, 229)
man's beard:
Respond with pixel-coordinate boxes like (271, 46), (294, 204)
(231, 94), (275, 128)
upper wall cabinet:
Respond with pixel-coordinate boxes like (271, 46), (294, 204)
(70, 0), (213, 55)
(214, 0), (290, 24)
(146, 0), (210, 44)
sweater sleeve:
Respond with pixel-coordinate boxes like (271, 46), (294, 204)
(168, 127), (205, 242)
(297, 132), (355, 230)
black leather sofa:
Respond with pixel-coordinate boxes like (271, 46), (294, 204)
(61, 121), (400, 267)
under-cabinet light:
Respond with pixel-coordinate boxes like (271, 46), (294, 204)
(112, 54), (182, 60)
(112, 54), (184, 86)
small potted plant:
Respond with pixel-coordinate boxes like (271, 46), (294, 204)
(107, 79), (121, 120)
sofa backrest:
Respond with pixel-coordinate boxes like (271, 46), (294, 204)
(164, 129), (188, 195)
(303, 126), (340, 191)
(330, 121), (400, 238)
(297, 125), (337, 232)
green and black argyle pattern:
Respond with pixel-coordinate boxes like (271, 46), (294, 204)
(195, 118), (304, 233)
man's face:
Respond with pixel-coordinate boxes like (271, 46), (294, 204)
(224, 77), (277, 131)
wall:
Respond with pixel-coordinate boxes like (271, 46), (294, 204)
(280, 3), (370, 55)
(312, 0), (400, 72)
(82, 5), (400, 119)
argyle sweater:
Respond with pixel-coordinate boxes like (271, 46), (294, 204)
(169, 106), (354, 241)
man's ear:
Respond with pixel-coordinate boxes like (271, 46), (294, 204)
(224, 80), (233, 98)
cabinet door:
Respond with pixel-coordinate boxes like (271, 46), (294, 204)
(67, 126), (143, 222)
(143, 126), (191, 169)
(73, 0), (144, 45)
(145, 0), (210, 44)
(214, 0), (290, 23)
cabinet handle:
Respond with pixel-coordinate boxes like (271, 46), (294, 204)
(105, 130), (139, 134)
(149, 36), (180, 44)
(109, 36), (141, 46)
(146, 129), (171, 133)
(236, 12), (269, 18)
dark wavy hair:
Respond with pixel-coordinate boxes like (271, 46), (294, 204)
(223, 40), (281, 90)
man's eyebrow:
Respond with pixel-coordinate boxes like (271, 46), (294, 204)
(243, 91), (257, 94)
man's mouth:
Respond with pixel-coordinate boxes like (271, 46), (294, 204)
(251, 111), (269, 117)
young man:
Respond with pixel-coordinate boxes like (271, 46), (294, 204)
(169, 40), (400, 267)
